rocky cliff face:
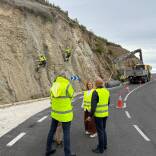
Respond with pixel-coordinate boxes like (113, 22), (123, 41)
(0, 0), (138, 105)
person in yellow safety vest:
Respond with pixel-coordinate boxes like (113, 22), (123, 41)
(87, 77), (110, 154)
(120, 75), (126, 82)
(64, 47), (72, 61)
(45, 71), (76, 156)
(82, 81), (97, 138)
(39, 55), (47, 67)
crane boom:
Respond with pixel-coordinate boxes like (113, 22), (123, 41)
(113, 49), (143, 64)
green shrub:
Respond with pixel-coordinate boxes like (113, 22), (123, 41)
(19, 5), (53, 22)
(94, 39), (106, 53)
(95, 46), (104, 53)
(108, 49), (113, 55)
(106, 41), (121, 47)
(80, 25), (87, 32)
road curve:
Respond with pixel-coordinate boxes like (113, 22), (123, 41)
(124, 79), (156, 152)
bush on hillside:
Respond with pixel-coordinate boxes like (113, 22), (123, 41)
(94, 39), (106, 54)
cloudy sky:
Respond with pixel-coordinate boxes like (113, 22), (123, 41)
(49, 0), (156, 73)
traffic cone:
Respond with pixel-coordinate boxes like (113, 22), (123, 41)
(125, 85), (130, 92)
(117, 95), (123, 109)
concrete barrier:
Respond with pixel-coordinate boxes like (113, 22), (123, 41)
(106, 80), (121, 88)
(0, 97), (50, 109)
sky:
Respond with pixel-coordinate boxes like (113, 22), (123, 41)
(49, 0), (156, 73)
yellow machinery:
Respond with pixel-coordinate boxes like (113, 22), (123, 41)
(113, 49), (152, 83)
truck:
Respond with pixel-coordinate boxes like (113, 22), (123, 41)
(127, 64), (152, 83)
(113, 49), (152, 83)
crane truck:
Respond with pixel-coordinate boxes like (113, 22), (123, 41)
(113, 49), (152, 83)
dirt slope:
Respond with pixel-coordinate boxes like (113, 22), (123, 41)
(0, 0), (138, 105)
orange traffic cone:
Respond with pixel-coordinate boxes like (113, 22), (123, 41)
(117, 95), (123, 109)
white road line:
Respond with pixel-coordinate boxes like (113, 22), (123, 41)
(123, 102), (127, 108)
(124, 81), (153, 102)
(133, 125), (150, 141)
(37, 116), (48, 123)
(124, 85), (141, 102)
(6, 132), (26, 147)
(125, 111), (131, 119)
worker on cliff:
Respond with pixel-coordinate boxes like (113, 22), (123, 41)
(36, 54), (47, 72)
(64, 47), (72, 62)
(39, 54), (47, 67)
(45, 71), (76, 156)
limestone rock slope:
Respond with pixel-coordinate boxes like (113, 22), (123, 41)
(0, 0), (137, 105)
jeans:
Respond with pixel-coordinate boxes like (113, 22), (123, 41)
(95, 117), (107, 152)
(46, 118), (71, 156)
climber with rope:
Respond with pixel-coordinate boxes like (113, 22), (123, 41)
(36, 54), (47, 72)
(39, 55), (47, 66)
(64, 47), (72, 62)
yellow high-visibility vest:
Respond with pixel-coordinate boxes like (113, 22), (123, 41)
(65, 48), (71, 54)
(83, 89), (94, 111)
(39, 55), (46, 62)
(50, 76), (74, 122)
(94, 88), (110, 118)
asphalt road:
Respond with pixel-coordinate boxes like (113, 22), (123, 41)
(0, 77), (156, 156)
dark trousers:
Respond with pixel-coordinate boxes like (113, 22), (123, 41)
(95, 117), (107, 152)
(39, 60), (47, 67)
(46, 118), (71, 156)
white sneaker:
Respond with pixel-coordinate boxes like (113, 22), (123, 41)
(85, 131), (90, 135)
(89, 133), (97, 138)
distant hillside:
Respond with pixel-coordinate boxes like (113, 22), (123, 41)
(0, 0), (138, 105)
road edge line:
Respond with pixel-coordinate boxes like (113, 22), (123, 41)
(133, 125), (150, 141)
(125, 111), (131, 119)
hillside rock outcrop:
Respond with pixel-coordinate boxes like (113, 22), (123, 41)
(0, 0), (138, 105)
